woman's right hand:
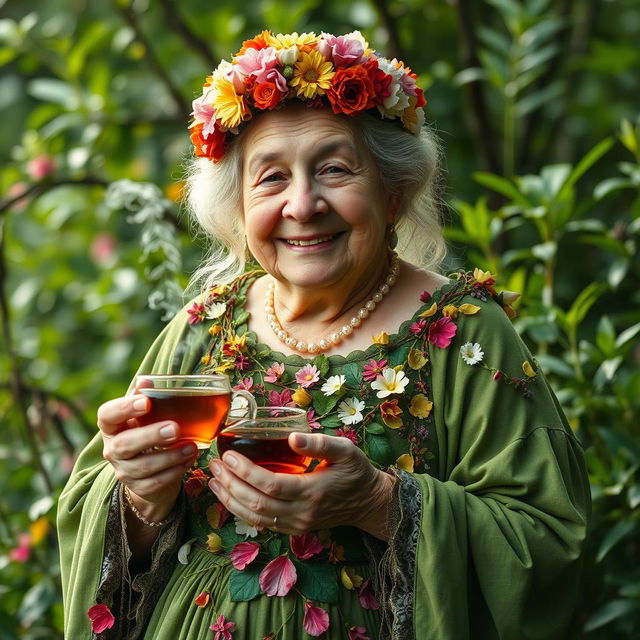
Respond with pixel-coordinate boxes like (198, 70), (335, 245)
(98, 394), (198, 522)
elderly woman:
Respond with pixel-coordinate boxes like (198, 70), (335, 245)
(58, 30), (589, 640)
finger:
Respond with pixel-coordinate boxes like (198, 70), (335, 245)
(210, 453), (303, 501)
(104, 420), (182, 461)
(127, 461), (192, 500)
(289, 432), (358, 464)
(97, 395), (151, 436)
(116, 443), (198, 482)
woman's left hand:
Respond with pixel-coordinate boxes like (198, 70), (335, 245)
(208, 432), (396, 541)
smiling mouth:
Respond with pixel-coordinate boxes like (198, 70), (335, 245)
(283, 234), (339, 246)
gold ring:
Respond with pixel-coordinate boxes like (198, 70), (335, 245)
(273, 516), (278, 532)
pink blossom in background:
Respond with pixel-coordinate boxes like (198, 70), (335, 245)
(303, 601), (330, 636)
(7, 182), (29, 212)
(87, 604), (115, 633)
(290, 533), (323, 560)
(27, 155), (56, 180)
(90, 233), (116, 265)
(9, 533), (32, 563)
(230, 541), (260, 570)
(258, 555), (297, 596)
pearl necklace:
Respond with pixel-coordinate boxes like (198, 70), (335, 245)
(264, 253), (400, 354)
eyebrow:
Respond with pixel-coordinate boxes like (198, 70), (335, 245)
(246, 140), (358, 175)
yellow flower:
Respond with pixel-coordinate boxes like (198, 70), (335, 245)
(206, 504), (223, 529)
(407, 349), (428, 370)
(473, 268), (495, 284)
(458, 303), (481, 315)
(372, 331), (389, 345)
(396, 453), (414, 472)
(209, 324), (223, 336)
(292, 386), (312, 408)
(226, 334), (247, 352)
(419, 302), (438, 317)
(215, 360), (235, 374)
(442, 304), (459, 319)
(210, 284), (228, 297)
(201, 354), (211, 365)
(210, 72), (249, 129)
(380, 399), (403, 429)
(290, 50), (335, 99)
(340, 566), (364, 590)
(409, 393), (433, 419)
(29, 517), (49, 545)
(522, 361), (537, 378)
(206, 532), (222, 553)
(265, 31), (320, 52)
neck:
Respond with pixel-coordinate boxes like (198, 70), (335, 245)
(266, 252), (399, 354)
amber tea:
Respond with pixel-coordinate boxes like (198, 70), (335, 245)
(217, 425), (312, 474)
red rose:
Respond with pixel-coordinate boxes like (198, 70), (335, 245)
(184, 468), (208, 496)
(253, 81), (283, 110)
(363, 58), (392, 104)
(326, 65), (376, 115)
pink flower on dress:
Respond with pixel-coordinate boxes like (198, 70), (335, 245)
(295, 364), (320, 388)
(268, 388), (294, 407)
(303, 601), (330, 636)
(259, 555), (297, 596)
(306, 409), (322, 431)
(409, 319), (427, 335)
(187, 302), (206, 325)
(234, 354), (251, 370)
(210, 614), (235, 640)
(427, 316), (457, 348)
(420, 290), (432, 303)
(233, 377), (255, 392)
(290, 533), (324, 560)
(87, 604), (115, 634)
(358, 579), (380, 610)
(336, 428), (359, 445)
(362, 359), (388, 382)
(264, 362), (285, 383)
(348, 627), (371, 640)
(230, 541), (261, 570)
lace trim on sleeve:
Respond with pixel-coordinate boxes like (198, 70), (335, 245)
(94, 484), (186, 639)
(365, 469), (421, 640)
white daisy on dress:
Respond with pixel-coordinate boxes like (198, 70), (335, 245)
(370, 368), (410, 398)
(234, 517), (259, 538)
(320, 374), (345, 396)
(206, 301), (227, 319)
(337, 397), (365, 425)
(460, 342), (484, 365)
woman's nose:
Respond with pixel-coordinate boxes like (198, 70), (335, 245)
(281, 177), (327, 221)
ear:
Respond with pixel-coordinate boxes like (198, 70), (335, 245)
(386, 193), (402, 223)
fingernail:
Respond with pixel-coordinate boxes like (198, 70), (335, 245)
(293, 433), (309, 448)
(159, 423), (176, 439)
(209, 479), (220, 493)
(224, 453), (237, 468)
(181, 443), (196, 456)
(133, 397), (147, 411)
(211, 462), (222, 476)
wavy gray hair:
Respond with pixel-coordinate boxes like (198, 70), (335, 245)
(184, 110), (445, 292)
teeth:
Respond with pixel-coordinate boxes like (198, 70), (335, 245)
(286, 235), (334, 246)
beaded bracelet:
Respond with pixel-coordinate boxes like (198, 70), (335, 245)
(123, 485), (172, 528)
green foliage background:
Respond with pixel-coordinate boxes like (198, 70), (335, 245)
(0, 0), (638, 637)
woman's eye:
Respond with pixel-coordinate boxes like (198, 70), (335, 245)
(261, 173), (283, 183)
(323, 165), (346, 175)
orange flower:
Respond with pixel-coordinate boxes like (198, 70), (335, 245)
(236, 30), (270, 55)
(253, 81), (284, 110)
(189, 122), (226, 162)
(194, 591), (211, 607)
(380, 398), (403, 429)
(327, 65), (376, 115)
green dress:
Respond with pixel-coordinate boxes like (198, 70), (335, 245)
(58, 270), (590, 639)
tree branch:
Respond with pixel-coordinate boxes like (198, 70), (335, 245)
(112, 0), (190, 118)
(158, 0), (218, 70)
(452, 0), (501, 174)
(370, 0), (406, 61)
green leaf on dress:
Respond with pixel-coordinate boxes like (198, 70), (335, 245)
(295, 560), (338, 603)
(367, 434), (393, 466)
(311, 391), (341, 416)
(319, 414), (342, 428)
(234, 311), (250, 326)
(366, 422), (385, 434)
(265, 536), (282, 558)
(219, 524), (245, 551)
(229, 568), (262, 602)
(387, 343), (411, 367)
(342, 362), (362, 387)
(312, 354), (330, 377)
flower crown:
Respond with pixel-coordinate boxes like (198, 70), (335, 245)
(189, 30), (427, 163)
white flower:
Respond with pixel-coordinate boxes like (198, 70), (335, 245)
(321, 374), (345, 396)
(234, 517), (259, 538)
(376, 58), (410, 116)
(370, 368), (410, 398)
(460, 342), (484, 366)
(228, 394), (250, 420)
(277, 44), (299, 65)
(337, 397), (365, 425)
(206, 301), (227, 319)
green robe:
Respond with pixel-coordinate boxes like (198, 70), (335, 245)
(58, 271), (589, 639)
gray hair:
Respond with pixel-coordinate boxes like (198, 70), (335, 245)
(184, 112), (446, 292)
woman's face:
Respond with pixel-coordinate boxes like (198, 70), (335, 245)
(241, 106), (395, 292)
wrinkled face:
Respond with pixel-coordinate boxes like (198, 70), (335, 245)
(241, 106), (395, 292)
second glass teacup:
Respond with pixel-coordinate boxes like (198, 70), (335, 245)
(216, 407), (312, 474)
